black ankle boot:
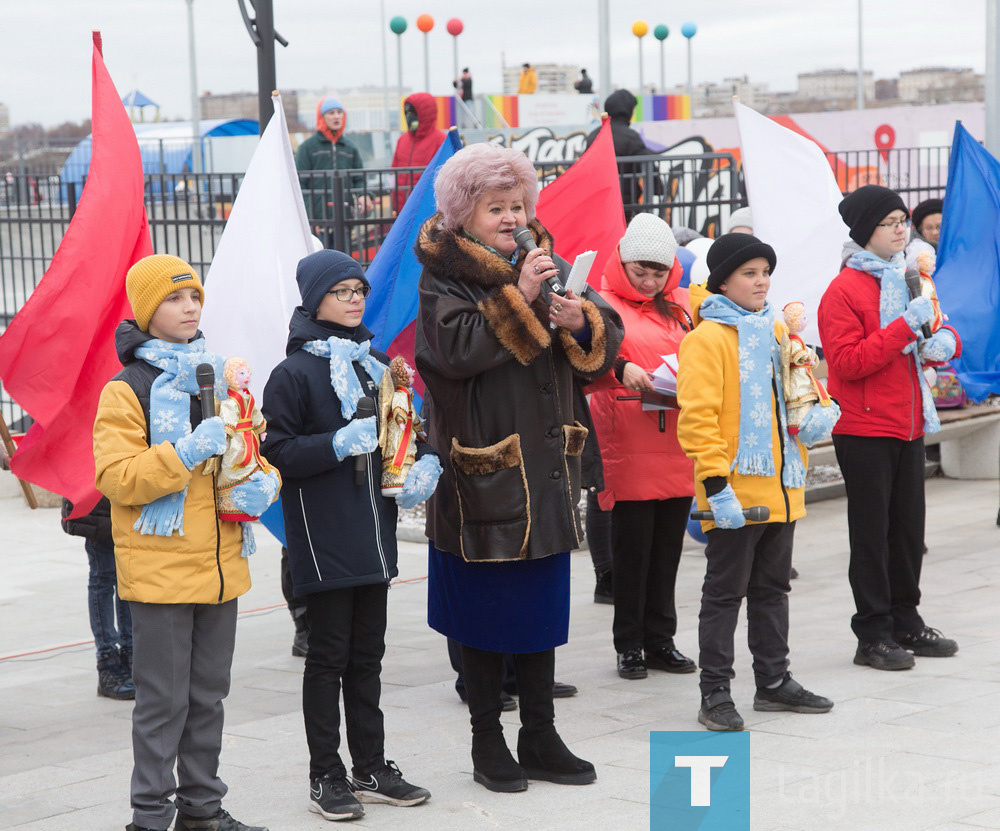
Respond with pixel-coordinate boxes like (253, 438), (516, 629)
(472, 731), (528, 792)
(517, 728), (596, 785)
(97, 653), (135, 700)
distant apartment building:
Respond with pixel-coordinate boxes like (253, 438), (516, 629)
(797, 69), (874, 102)
(502, 64), (580, 94)
(665, 76), (770, 118)
(898, 67), (983, 104)
(199, 90), (302, 129)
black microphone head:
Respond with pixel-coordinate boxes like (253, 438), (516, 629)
(904, 268), (922, 298)
(356, 396), (376, 418)
(196, 363), (215, 390)
(512, 225), (537, 252)
(745, 506), (771, 522)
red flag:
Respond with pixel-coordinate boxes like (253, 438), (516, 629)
(535, 117), (625, 284)
(0, 33), (152, 518)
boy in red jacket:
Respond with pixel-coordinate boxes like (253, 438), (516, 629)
(818, 185), (961, 671)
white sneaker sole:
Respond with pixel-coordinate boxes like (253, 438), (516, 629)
(309, 798), (364, 821)
(354, 790), (430, 807)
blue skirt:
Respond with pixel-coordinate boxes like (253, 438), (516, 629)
(426, 542), (570, 653)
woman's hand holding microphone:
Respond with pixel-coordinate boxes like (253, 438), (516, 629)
(516, 248), (586, 333)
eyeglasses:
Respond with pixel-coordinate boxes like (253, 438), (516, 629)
(876, 218), (911, 230)
(327, 286), (371, 301)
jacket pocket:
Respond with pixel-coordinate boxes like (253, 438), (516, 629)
(450, 434), (530, 561)
(562, 422), (589, 457)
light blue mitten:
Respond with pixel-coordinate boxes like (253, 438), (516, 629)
(797, 402), (841, 448)
(175, 417), (227, 470)
(707, 484), (746, 530)
(902, 296), (933, 334)
(396, 454), (443, 509)
(920, 328), (957, 363)
(228, 469), (281, 518)
(332, 416), (379, 462)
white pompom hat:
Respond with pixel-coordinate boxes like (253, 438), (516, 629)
(618, 212), (678, 269)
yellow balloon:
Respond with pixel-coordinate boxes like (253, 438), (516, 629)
(632, 20), (649, 37)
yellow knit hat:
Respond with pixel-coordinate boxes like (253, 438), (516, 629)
(125, 254), (205, 331)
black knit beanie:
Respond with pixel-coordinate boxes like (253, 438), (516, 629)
(838, 185), (909, 246)
(705, 233), (777, 293)
(296, 249), (370, 316)
(911, 198), (943, 235)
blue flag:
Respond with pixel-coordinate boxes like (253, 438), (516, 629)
(935, 122), (1000, 401)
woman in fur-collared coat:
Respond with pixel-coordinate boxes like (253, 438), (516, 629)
(414, 142), (623, 794)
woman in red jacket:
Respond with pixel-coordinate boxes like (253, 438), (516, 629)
(390, 92), (446, 213)
(588, 213), (696, 680)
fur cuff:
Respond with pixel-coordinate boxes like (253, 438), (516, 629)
(478, 284), (551, 366)
(557, 298), (609, 377)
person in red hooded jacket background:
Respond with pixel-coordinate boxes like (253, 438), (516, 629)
(587, 213), (697, 681)
(390, 92), (446, 213)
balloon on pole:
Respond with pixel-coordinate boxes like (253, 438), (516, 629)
(390, 16), (407, 114)
(447, 17), (463, 103)
(681, 21), (697, 101)
(654, 24), (669, 93)
(416, 13), (434, 92)
(632, 20), (648, 93)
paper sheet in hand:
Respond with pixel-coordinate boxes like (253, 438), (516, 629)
(651, 353), (679, 394)
(564, 250), (597, 296)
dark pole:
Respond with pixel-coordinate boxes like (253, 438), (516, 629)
(238, 0), (288, 135)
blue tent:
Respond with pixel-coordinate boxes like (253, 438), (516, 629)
(59, 118), (259, 195)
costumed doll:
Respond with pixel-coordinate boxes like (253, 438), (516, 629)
(209, 357), (281, 553)
(378, 356), (421, 497)
(780, 301), (840, 446)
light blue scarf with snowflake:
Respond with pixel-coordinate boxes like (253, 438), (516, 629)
(699, 294), (806, 488)
(846, 249), (940, 434)
(133, 337), (226, 536)
(302, 336), (386, 418)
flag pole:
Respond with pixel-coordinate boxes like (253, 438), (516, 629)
(0, 413), (38, 509)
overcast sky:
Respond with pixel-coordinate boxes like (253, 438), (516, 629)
(0, 0), (988, 127)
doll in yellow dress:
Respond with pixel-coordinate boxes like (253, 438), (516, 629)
(377, 356), (421, 498)
(780, 302), (835, 436)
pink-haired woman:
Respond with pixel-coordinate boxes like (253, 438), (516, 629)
(414, 143), (624, 793)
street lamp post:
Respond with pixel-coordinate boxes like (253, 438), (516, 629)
(654, 25), (669, 93)
(390, 15), (407, 117)
(416, 14), (434, 92)
(632, 21), (648, 93)
(857, 0), (865, 110)
(598, 0), (611, 99)
(185, 0), (202, 174)
(681, 22), (697, 101)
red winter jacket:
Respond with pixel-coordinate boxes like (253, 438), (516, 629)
(817, 265), (961, 440)
(390, 93), (446, 212)
(586, 248), (694, 509)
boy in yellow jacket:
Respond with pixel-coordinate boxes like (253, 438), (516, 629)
(94, 255), (273, 831)
(677, 234), (835, 731)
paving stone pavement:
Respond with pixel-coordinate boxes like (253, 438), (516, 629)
(1, 476), (999, 830)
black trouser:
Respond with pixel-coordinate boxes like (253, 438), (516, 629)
(833, 434), (926, 643)
(461, 645), (555, 737)
(303, 583), (387, 779)
(585, 490), (613, 575)
(699, 522), (794, 696)
(280, 547), (307, 615)
(611, 497), (690, 653)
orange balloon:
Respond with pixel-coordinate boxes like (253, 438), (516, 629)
(416, 13), (434, 33)
(632, 20), (649, 38)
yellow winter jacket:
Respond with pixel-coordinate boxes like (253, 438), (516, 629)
(676, 284), (807, 531)
(93, 379), (249, 604)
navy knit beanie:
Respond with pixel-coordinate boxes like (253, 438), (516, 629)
(839, 185), (909, 247)
(705, 233), (777, 293)
(296, 249), (369, 316)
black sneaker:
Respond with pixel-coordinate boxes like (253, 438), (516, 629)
(350, 760), (430, 807)
(174, 809), (268, 831)
(698, 686), (744, 731)
(645, 646), (696, 674)
(753, 673), (834, 713)
(854, 640), (915, 670)
(97, 657), (135, 701)
(617, 648), (647, 679)
(895, 626), (959, 657)
(310, 773), (364, 821)
(594, 570), (613, 604)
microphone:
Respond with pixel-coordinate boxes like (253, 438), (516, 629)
(904, 268), (932, 340)
(690, 506), (771, 522)
(512, 225), (569, 305)
(196, 363), (216, 422)
(354, 396), (376, 486)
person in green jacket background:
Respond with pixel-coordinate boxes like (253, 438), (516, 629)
(295, 96), (372, 242)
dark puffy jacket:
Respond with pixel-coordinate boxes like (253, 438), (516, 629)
(414, 216), (624, 562)
(61, 496), (113, 543)
(295, 132), (366, 222)
(261, 308), (436, 595)
(585, 89), (656, 211)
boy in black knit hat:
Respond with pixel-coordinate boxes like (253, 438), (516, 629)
(818, 185), (961, 671)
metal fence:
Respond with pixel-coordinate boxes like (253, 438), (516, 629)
(0, 146), (952, 429)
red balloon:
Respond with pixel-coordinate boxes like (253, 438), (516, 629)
(446, 18), (464, 36)
(416, 13), (434, 33)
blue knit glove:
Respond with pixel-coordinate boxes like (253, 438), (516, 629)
(902, 296), (933, 334)
(797, 401), (841, 448)
(707, 484), (746, 530)
(175, 417), (227, 470)
(332, 416), (378, 462)
(396, 454), (443, 509)
(228, 470), (281, 518)
(920, 328), (957, 363)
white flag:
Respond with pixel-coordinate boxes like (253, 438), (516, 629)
(734, 101), (850, 344)
(201, 94), (314, 399)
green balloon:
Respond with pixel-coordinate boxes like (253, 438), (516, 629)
(654, 24), (669, 41)
(390, 16), (407, 34)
